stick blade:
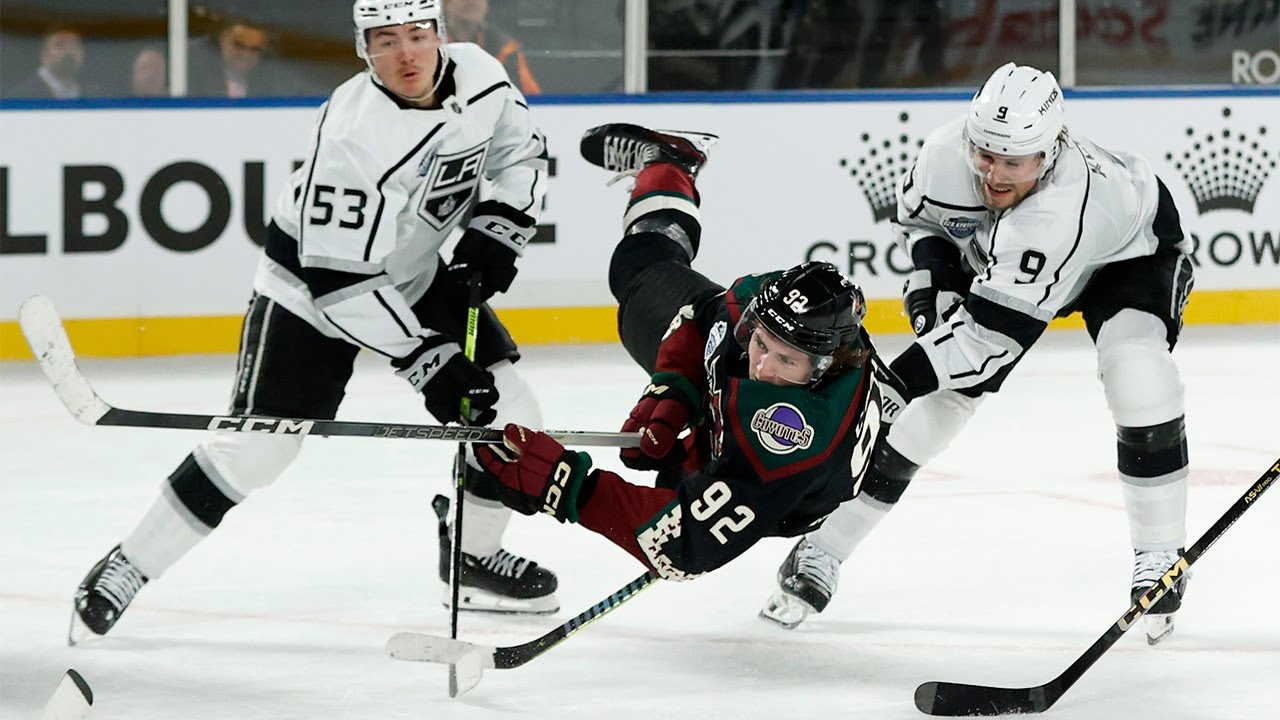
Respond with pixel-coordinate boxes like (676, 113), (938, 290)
(447, 651), (485, 698)
(915, 680), (1053, 716)
(386, 631), (494, 667)
(40, 669), (93, 720)
(18, 296), (109, 425)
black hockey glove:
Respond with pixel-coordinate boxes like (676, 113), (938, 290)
(903, 269), (964, 336)
(446, 201), (537, 302)
(392, 335), (499, 425)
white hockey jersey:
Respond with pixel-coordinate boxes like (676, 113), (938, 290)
(255, 43), (547, 359)
(892, 115), (1181, 395)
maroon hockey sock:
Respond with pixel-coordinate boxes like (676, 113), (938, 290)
(629, 162), (700, 207)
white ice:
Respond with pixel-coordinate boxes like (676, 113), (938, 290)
(1, 326), (1277, 720)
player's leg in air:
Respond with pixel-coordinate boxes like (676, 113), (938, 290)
(579, 123), (721, 371)
(1084, 182), (1193, 644)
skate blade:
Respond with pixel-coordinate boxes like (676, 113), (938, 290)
(66, 609), (99, 647)
(758, 590), (814, 630)
(444, 588), (559, 615)
(1143, 613), (1176, 646)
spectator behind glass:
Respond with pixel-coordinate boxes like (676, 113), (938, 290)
(11, 25), (98, 99)
(188, 19), (276, 98)
(131, 48), (168, 97)
(445, 0), (541, 95)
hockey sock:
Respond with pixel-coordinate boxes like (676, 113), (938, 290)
(807, 493), (892, 562)
(458, 492), (511, 558)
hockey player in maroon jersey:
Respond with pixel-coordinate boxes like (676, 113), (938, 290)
(474, 124), (900, 579)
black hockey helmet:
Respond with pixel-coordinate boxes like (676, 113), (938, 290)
(734, 261), (867, 383)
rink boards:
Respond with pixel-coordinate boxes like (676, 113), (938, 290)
(1, 88), (1276, 358)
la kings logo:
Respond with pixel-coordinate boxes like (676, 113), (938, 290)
(417, 141), (489, 229)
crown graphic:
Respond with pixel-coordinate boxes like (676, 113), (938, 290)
(840, 112), (924, 222)
(1167, 107), (1274, 215)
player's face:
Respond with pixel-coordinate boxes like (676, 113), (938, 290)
(367, 22), (443, 102)
(747, 327), (815, 386)
(971, 147), (1042, 210)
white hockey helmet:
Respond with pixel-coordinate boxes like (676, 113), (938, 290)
(352, 0), (447, 61)
(965, 62), (1065, 180)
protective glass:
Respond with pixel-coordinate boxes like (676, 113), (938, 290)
(965, 140), (1045, 185)
(363, 21), (441, 59)
(733, 310), (832, 385)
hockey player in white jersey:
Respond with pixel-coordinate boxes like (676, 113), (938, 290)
(71, 0), (559, 642)
(762, 63), (1195, 644)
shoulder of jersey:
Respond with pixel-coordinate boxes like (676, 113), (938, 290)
(445, 41), (513, 97)
(910, 115), (982, 207)
(317, 74), (438, 161)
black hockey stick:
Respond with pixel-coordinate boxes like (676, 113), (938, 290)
(16, 295), (638, 449)
(447, 275), (483, 698)
(388, 571), (660, 694)
(915, 455), (1280, 716)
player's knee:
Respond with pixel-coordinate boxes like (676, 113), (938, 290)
(1117, 416), (1188, 482)
(195, 432), (302, 496)
(170, 433), (302, 530)
(860, 441), (920, 505)
(1096, 313), (1184, 427)
(488, 360), (542, 428)
(609, 231), (691, 302)
(886, 390), (982, 467)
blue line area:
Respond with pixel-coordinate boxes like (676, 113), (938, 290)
(1, 85), (1275, 111)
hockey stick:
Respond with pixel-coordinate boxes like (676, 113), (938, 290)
(915, 456), (1280, 716)
(16, 296), (639, 448)
(448, 275), (483, 697)
(388, 570), (660, 694)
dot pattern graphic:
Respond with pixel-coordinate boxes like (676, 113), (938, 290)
(1166, 106), (1275, 215)
(839, 112), (924, 222)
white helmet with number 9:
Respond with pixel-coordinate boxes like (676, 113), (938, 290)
(352, 0), (447, 62)
(965, 62), (1065, 180)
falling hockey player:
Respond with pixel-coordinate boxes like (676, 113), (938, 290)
(473, 124), (902, 581)
(71, 0), (562, 642)
(760, 62), (1196, 645)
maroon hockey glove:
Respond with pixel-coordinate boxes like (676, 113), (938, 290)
(446, 201), (536, 302)
(475, 424), (595, 523)
(392, 335), (499, 426)
(619, 372), (701, 471)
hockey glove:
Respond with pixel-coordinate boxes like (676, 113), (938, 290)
(392, 335), (499, 425)
(619, 372), (702, 471)
(903, 269), (964, 336)
(475, 424), (595, 523)
(446, 201), (537, 302)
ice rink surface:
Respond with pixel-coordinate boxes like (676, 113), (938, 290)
(1, 325), (1277, 720)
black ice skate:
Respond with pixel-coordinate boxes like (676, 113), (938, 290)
(434, 495), (559, 614)
(758, 537), (840, 630)
(70, 544), (149, 645)
(579, 123), (718, 183)
(1131, 548), (1190, 645)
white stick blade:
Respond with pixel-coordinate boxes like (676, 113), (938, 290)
(386, 632), (495, 666)
(40, 669), (93, 720)
(18, 296), (110, 424)
(448, 651), (486, 697)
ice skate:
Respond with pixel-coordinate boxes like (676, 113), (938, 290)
(580, 123), (718, 183)
(434, 495), (559, 614)
(1131, 548), (1190, 645)
(759, 538), (839, 630)
(70, 544), (148, 645)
